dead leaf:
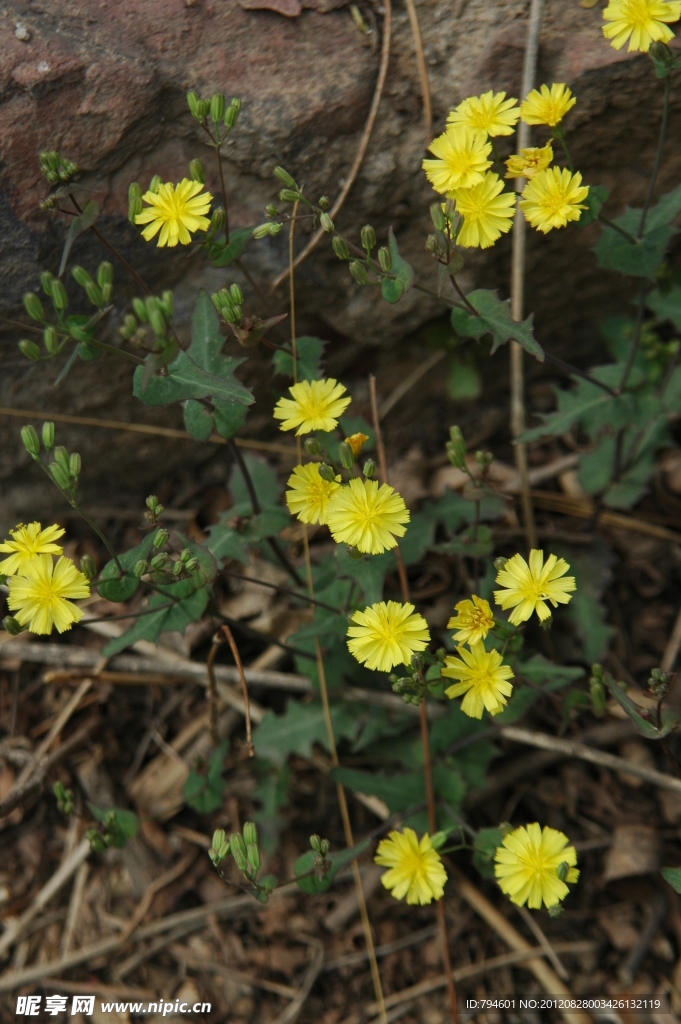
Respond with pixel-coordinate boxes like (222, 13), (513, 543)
(603, 824), (660, 881)
(388, 446), (428, 508)
(239, 0), (302, 15)
(597, 904), (639, 950)
(617, 740), (657, 789)
(658, 788), (681, 825)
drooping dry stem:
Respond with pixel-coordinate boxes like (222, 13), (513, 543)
(403, 0), (432, 137)
(219, 625), (254, 756)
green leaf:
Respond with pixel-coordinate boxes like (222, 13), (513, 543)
(209, 227), (255, 268)
(605, 676), (681, 738)
(206, 521), (249, 566)
(380, 227), (415, 305)
(213, 400), (249, 439)
(252, 768), (290, 854)
(272, 336), (326, 382)
(133, 351), (253, 409)
(101, 588), (209, 656)
(183, 740), (228, 814)
(336, 545), (393, 606)
(381, 276), (404, 304)
(662, 867), (681, 893)
(648, 285), (681, 331)
(496, 655), (583, 724)
(230, 454), (281, 509)
(294, 839), (370, 894)
(518, 369), (625, 444)
(398, 512), (435, 566)
(451, 290), (543, 360)
(332, 765), (464, 832)
(183, 399), (214, 441)
(595, 187), (681, 279)
(577, 185), (610, 229)
(59, 199), (99, 277)
(448, 356), (482, 400)
(97, 532), (156, 603)
(562, 548), (615, 662)
(253, 701), (358, 767)
(88, 803), (139, 840)
(473, 827), (503, 878)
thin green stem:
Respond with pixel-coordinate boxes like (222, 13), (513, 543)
(220, 568), (341, 613)
(597, 214), (638, 244)
(490, 139), (506, 178)
(68, 195), (151, 296)
(552, 127), (573, 173)
(72, 500), (124, 575)
(542, 350), (619, 397)
(639, 75), (671, 237)
(618, 282), (647, 393)
(450, 274), (477, 314)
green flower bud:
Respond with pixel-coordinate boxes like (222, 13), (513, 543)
(310, 834), (322, 853)
(184, 556), (199, 572)
(209, 828), (230, 865)
(50, 461), (71, 490)
(40, 271), (55, 296)
(269, 222), (283, 237)
(318, 463), (336, 482)
(2, 615), (26, 636)
(69, 452), (81, 478)
(338, 441), (354, 470)
(133, 297), (148, 322)
(230, 283), (243, 305)
(425, 234), (439, 253)
(349, 260), (369, 285)
(430, 831), (447, 850)
(410, 653), (424, 671)
(85, 282), (104, 306)
(274, 166), (296, 187)
(475, 449), (493, 467)
(146, 494), (162, 512)
(318, 195), (330, 210)
(363, 458), (376, 479)
(265, 204), (278, 218)
(444, 198), (458, 221)
(493, 556), (508, 572)
(85, 829), (107, 854)
(51, 279), (68, 311)
(101, 283), (113, 304)
(211, 208), (226, 231)
(42, 421), (55, 450)
(189, 158), (205, 184)
(304, 437), (322, 456)
(97, 262), (113, 288)
(210, 93), (226, 123)
(320, 212), (334, 233)
(134, 559), (149, 578)
(120, 314), (137, 340)
(21, 424), (40, 456)
(253, 222), (273, 239)
(589, 670), (607, 718)
(161, 291), (174, 317)
(23, 292), (44, 321)
(148, 175), (162, 195)
(230, 833), (248, 872)
(128, 182), (142, 203)
(430, 202), (446, 232)
(247, 843), (260, 874)
(187, 90), (200, 117)
(446, 425), (466, 470)
(377, 246), (392, 272)
(72, 265), (93, 289)
(150, 552), (170, 571)
(80, 554), (97, 580)
(154, 528), (170, 550)
(360, 224), (376, 251)
(149, 309), (166, 338)
(129, 195), (143, 225)
(225, 97), (241, 129)
(68, 323), (90, 343)
(197, 99), (211, 120)
(243, 821), (258, 846)
(347, 545), (364, 560)
(278, 188), (299, 204)
(19, 339), (41, 361)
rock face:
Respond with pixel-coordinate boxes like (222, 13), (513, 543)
(0, 0), (680, 526)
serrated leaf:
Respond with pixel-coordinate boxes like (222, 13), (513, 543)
(473, 827), (503, 878)
(272, 336), (326, 382)
(133, 350), (253, 408)
(561, 547), (615, 662)
(60, 199), (99, 277)
(209, 227), (255, 268)
(253, 701), (358, 766)
(206, 521), (249, 565)
(253, 767), (290, 854)
(496, 654), (583, 724)
(578, 184), (610, 228)
(595, 187), (681, 279)
(294, 839), (370, 894)
(213, 400), (249, 439)
(183, 399), (214, 441)
(648, 285), (681, 330)
(230, 454), (281, 509)
(183, 740), (228, 814)
(518, 370), (624, 444)
(451, 289), (543, 359)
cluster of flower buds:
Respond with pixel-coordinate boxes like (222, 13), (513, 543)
(648, 667), (670, 699)
(19, 274), (74, 361)
(49, 445), (81, 492)
(39, 150), (78, 185)
(20, 421), (53, 459)
(649, 41), (680, 79)
(273, 166), (306, 208)
(145, 494), (165, 525)
(588, 663), (608, 717)
(72, 262), (113, 308)
(209, 823), (277, 901)
(209, 828), (231, 866)
(309, 834), (331, 877)
(426, 201), (465, 274)
(390, 652), (429, 706)
(120, 292), (174, 348)
(85, 810), (130, 853)
(253, 220), (283, 239)
(212, 283), (243, 326)
(446, 425), (467, 470)
(53, 781), (75, 816)
(134, 545), (199, 584)
(187, 91), (241, 131)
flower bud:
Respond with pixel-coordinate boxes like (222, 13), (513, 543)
(349, 260), (369, 285)
(97, 262), (113, 288)
(211, 208), (226, 231)
(347, 545), (364, 560)
(21, 425), (40, 456)
(19, 339), (41, 361)
(225, 97), (241, 129)
(363, 458), (376, 479)
(426, 234), (439, 253)
(148, 175), (162, 195)
(493, 556), (508, 572)
(338, 441), (354, 470)
(42, 421), (55, 450)
(247, 843), (261, 874)
(410, 653), (424, 671)
(80, 554), (97, 580)
(304, 437), (322, 456)
(129, 195), (143, 225)
(151, 552), (170, 571)
(134, 559), (149, 578)
(85, 282), (103, 306)
(161, 291), (174, 317)
(318, 463), (336, 482)
(69, 452), (81, 478)
(320, 212), (334, 233)
(133, 297), (149, 322)
(120, 314), (137, 340)
(332, 236), (349, 260)
(149, 309), (166, 338)
(51, 279), (68, 311)
(146, 494), (163, 512)
(230, 283), (243, 305)
(23, 292), (44, 321)
(475, 449), (493, 467)
(197, 98), (211, 120)
(318, 195), (330, 210)
(253, 222), (273, 239)
(68, 323), (90, 343)
(265, 204), (278, 217)
(40, 271), (55, 296)
(274, 166), (296, 187)
(310, 834), (322, 853)
(243, 821), (258, 846)
(3, 616), (25, 636)
(209, 829), (230, 865)
(210, 93), (226, 123)
(446, 425), (466, 469)
(50, 461), (71, 490)
(360, 224), (376, 251)
(189, 158), (205, 184)
(430, 202), (447, 232)
(377, 246), (392, 272)
(589, 669), (607, 717)
(187, 90), (200, 117)
(72, 265), (93, 289)
(278, 188), (299, 204)
(128, 182), (142, 203)
(101, 283), (113, 304)
(269, 222), (283, 236)
(153, 528), (170, 550)
(230, 833), (248, 872)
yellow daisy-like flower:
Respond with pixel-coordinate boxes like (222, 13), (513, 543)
(505, 141), (554, 180)
(0, 522), (65, 576)
(520, 83), (576, 127)
(494, 549), (576, 625)
(422, 126), (492, 195)
(347, 601), (430, 672)
(375, 828), (447, 905)
(326, 478), (409, 554)
(285, 463), (340, 525)
(520, 167), (589, 233)
(441, 641), (514, 719)
(452, 172), (516, 250)
(135, 178), (212, 248)
(8, 554), (90, 635)
(447, 595), (494, 646)
(273, 378), (351, 435)
(603, 0), (681, 51)
(494, 823), (579, 910)
(344, 432), (369, 457)
(447, 90), (520, 138)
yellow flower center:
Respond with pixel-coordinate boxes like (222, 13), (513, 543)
(623, 0), (658, 25)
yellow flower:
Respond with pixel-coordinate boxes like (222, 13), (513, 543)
(0, 522), (65, 576)
(520, 167), (589, 233)
(447, 90), (520, 138)
(505, 141), (554, 180)
(495, 823), (579, 910)
(375, 828), (447, 905)
(441, 641), (514, 719)
(327, 478), (409, 554)
(347, 601), (430, 672)
(494, 550), (576, 625)
(520, 83), (576, 127)
(447, 595), (494, 646)
(135, 178), (212, 247)
(273, 378), (351, 435)
(285, 463), (340, 525)
(452, 172), (516, 249)
(345, 432), (369, 456)
(8, 555), (90, 635)
(422, 126), (492, 195)
(603, 0), (681, 51)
